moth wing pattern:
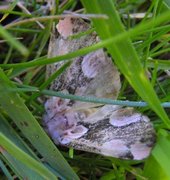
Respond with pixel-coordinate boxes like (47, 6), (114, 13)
(43, 17), (156, 160)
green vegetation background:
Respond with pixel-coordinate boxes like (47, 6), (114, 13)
(0, 0), (170, 179)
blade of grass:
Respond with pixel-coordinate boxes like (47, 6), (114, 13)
(4, 14), (107, 29)
(5, 86), (170, 109)
(1, 151), (45, 179)
(161, 0), (170, 12)
(35, 2), (56, 59)
(137, 26), (170, 52)
(144, 130), (170, 179)
(147, 59), (170, 70)
(1, 9), (170, 69)
(0, 113), (38, 159)
(0, 114), (54, 178)
(81, 0), (170, 128)
(0, 159), (13, 180)
(8, 27), (41, 33)
(0, 9), (32, 18)
(151, 47), (170, 57)
(0, 133), (57, 180)
(3, 46), (13, 64)
(0, 68), (79, 180)
(0, 25), (29, 56)
(35, 23), (51, 58)
(143, 0), (159, 68)
(0, 0), (18, 23)
(150, 36), (170, 55)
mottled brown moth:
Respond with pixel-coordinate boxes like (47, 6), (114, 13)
(43, 17), (155, 160)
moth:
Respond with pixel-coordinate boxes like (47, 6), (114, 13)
(43, 17), (156, 160)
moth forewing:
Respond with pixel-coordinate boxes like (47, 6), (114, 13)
(43, 17), (156, 160)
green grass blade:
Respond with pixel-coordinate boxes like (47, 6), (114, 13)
(0, 68), (79, 180)
(144, 130), (170, 179)
(81, 0), (170, 128)
(0, 114), (38, 158)
(0, 133), (57, 179)
(6, 86), (170, 109)
(0, 25), (29, 56)
(0, 0), (18, 23)
(0, 114), (49, 179)
(161, 0), (170, 12)
(147, 59), (170, 70)
(0, 159), (13, 180)
(1, 10), (170, 69)
(35, 25), (51, 58)
(2, 151), (45, 179)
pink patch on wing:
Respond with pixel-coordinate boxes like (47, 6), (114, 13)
(130, 143), (151, 160)
(101, 140), (129, 158)
(56, 17), (74, 38)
